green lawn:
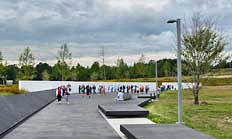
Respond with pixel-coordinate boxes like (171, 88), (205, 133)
(145, 86), (232, 139)
(0, 92), (15, 96)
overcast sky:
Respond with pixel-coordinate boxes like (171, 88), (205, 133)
(0, 0), (232, 66)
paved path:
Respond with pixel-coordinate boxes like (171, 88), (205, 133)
(3, 94), (121, 139)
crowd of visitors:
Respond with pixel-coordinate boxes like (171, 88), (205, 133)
(78, 84), (150, 94)
(56, 84), (156, 102)
(77, 84), (152, 100)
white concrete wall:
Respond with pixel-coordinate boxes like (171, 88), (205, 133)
(19, 81), (157, 93)
(161, 82), (201, 90)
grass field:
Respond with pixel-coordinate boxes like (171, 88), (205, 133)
(145, 86), (232, 139)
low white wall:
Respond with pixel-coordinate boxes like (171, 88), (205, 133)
(161, 82), (201, 90)
(19, 81), (157, 93)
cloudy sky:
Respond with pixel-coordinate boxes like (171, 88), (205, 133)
(0, 0), (232, 66)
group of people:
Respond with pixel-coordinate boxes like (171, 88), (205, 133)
(111, 85), (150, 94)
(78, 84), (150, 95)
(78, 85), (106, 98)
(159, 85), (175, 92)
(56, 84), (154, 102)
(56, 85), (71, 104)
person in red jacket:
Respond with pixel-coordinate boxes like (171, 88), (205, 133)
(56, 87), (62, 103)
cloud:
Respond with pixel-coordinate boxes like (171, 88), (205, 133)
(0, 0), (231, 66)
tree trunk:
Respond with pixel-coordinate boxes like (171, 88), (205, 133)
(194, 95), (199, 105)
(193, 75), (200, 105)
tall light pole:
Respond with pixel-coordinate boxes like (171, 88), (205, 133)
(155, 60), (158, 96)
(167, 19), (184, 124)
(102, 46), (106, 80)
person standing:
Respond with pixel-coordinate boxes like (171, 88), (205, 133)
(90, 85), (92, 95)
(117, 87), (124, 101)
(145, 85), (149, 94)
(81, 85), (85, 98)
(86, 85), (91, 98)
(65, 86), (71, 104)
(78, 85), (81, 94)
(93, 85), (96, 94)
(134, 85), (137, 94)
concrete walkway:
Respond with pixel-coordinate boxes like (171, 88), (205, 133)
(3, 94), (121, 139)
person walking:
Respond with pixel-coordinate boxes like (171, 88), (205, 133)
(62, 85), (66, 97)
(56, 87), (62, 103)
(102, 86), (106, 96)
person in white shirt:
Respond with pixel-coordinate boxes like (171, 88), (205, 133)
(117, 87), (124, 101)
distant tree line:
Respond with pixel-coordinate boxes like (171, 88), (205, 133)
(0, 44), (230, 84)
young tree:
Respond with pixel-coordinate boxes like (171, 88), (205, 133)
(50, 61), (70, 81)
(134, 55), (147, 78)
(19, 47), (35, 66)
(182, 13), (226, 104)
(56, 44), (72, 80)
(0, 51), (3, 64)
(116, 58), (129, 79)
(57, 43), (72, 64)
(0, 63), (6, 84)
(90, 61), (100, 80)
(18, 47), (36, 80)
(0, 52), (6, 84)
(138, 54), (146, 63)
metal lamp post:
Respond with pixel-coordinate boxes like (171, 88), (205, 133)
(167, 19), (184, 124)
(155, 60), (158, 97)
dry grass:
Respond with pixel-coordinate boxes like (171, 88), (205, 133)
(0, 84), (28, 96)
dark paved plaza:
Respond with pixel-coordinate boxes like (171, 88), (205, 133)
(2, 93), (214, 139)
(3, 94), (121, 139)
